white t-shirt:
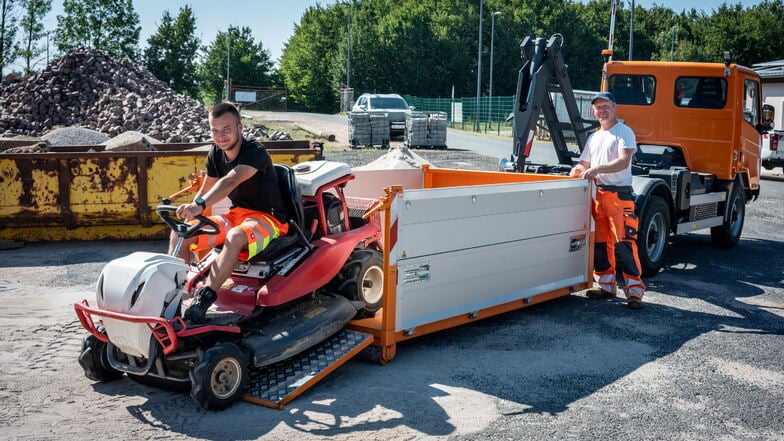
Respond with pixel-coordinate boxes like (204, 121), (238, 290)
(579, 121), (637, 186)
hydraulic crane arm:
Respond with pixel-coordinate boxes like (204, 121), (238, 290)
(510, 34), (598, 173)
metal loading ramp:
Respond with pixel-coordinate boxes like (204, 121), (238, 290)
(243, 329), (374, 409)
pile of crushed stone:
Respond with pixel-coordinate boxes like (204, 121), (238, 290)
(0, 48), (210, 142)
(353, 145), (431, 170)
(40, 126), (109, 145)
(326, 145), (501, 171)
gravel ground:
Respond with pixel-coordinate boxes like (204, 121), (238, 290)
(325, 146), (502, 171)
(248, 110), (503, 172)
(1, 113), (782, 441)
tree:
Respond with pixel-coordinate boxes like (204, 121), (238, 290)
(16, 0), (50, 74)
(279, 5), (345, 112)
(278, 0), (782, 110)
(143, 6), (200, 98)
(520, 0), (607, 90)
(54, 0), (140, 60)
(0, 0), (18, 76)
(279, 0), (485, 111)
(356, 0), (477, 97)
(198, 26), (276, 104)
(739, 0), (784, 64)
(695, 4), (747, 63)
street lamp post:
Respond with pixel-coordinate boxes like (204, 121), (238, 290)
(488, 11), (501, 130)
(474, 0), (483, 132)
(226, 28), (232, 102)
(346, 2), (351, 89)
(671, 14), (678, 61)
(628, 0), (635, 60)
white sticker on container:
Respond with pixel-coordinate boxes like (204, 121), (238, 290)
(402, 263), (431, 285)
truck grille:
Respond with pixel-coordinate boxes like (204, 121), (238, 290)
(694, 202), (718, 220)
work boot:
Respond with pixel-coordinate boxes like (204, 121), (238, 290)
(183, 286), (217, 324)
(585, 289), (617, 299)
(626, 296), (644, 310)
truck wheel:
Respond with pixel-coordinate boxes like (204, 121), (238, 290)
(637, 195), (670, 277)
(332, 249), (384, 317)
(189, 342), (249, 410)
(711, 183), (745, 248)
(78, 334), (124, 382)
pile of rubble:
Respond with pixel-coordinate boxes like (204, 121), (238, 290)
(243, 124), (292, 141)
(0, 48), (210, 142)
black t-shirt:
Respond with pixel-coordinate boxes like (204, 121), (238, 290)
(206, 138), (284, 216)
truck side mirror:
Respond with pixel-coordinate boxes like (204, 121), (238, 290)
(761, 104), (775, 132)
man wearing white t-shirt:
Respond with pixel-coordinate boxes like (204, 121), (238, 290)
(570, 92), (645, 310)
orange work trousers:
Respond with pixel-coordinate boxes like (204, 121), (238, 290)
(194, 207), (288, 260)
(592, 187), (645, 299)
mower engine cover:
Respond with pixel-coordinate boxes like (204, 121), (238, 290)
(293, 160), (351, 197)
(95, 252), (187, 357)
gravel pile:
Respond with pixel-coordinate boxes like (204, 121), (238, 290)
(40, 127), (109, 146)
(0, 48), (210, 142)
(243, 125), (291, 141)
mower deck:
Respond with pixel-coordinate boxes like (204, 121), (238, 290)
(243, 329), (373, 409)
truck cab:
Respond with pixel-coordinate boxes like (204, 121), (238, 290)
(605, 59), (765, 196)
(505, 34), (773, 277)
(602, 58), (769, 275)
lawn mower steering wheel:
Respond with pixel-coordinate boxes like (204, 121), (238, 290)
(156, 205), (220, 239)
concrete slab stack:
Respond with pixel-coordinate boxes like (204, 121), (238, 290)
(406, 111), (429, 147)
(348, 111), (371, 147)
(348, 111), (389, 148)
(369, 113), (390, 147)
(405, 111), (447, 149)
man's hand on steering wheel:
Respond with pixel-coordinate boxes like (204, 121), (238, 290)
(156, 205), (219, 239)
(176, 202), (203, 221)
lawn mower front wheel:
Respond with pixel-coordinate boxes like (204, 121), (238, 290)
(78, 334), (124, 383)
(189, 342), (249, 410)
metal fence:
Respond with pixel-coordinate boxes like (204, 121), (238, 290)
(403, 91), (597, 136)
(403, 95), (515, 135)
(233, 85), (289, 111)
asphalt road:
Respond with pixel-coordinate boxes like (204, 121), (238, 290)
(276, 110), (563, 164)
(2, 113), (782, 440)
(3, 179), (781, 441)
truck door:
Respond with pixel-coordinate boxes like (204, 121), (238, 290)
(740, 77), (762, 191)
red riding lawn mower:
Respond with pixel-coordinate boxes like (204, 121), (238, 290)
(74, 161), (385, 410)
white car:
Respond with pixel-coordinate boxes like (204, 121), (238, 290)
(762, 130), (784, 171)
(352, 93), (412, 136)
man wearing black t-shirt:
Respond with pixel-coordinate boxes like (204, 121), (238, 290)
(169, 102), (288, 323)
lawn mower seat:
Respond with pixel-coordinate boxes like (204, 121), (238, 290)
(239, 163), (307, 263)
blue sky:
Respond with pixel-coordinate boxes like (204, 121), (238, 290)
(43, 0), (762, 64)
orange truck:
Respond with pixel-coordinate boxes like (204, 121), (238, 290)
(506, 35), (774, 276)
